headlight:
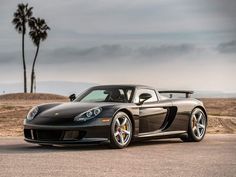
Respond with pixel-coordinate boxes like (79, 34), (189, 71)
(27, 106), (39, 120)
(74, 107), (102, 122)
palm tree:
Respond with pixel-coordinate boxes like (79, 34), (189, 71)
(28, 17), (50, 93)
(12, 3), (33, 93)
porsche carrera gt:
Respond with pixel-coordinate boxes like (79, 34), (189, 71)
(24, 85), (207, 148)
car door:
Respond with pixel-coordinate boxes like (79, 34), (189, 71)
(135, 88), (170, 133)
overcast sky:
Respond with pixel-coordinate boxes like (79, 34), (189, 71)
(0, 0), (236, 92)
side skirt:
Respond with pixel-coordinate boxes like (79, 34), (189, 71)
(133, 131), (187, 141)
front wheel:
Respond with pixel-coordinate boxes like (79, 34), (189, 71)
(181, 108), (207, 142)
(110, 112), (133, 149)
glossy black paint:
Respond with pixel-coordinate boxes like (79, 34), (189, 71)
(24, 84), (207, 145)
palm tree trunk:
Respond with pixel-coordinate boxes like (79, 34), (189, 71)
(22, 32), (27, 93)
(30, 43), (40, 93)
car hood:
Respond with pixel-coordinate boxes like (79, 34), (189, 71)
(38, 102), (121, 119)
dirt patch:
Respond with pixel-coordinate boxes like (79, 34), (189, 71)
(208, 116), (236, 134)
(0, 93), (67, 100)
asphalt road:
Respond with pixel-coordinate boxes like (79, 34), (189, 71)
(0, 134), (235, 177)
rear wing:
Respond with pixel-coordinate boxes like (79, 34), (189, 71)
(159, 90), (194, 98)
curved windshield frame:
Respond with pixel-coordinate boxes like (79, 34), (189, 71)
(74, 86), (135, 103)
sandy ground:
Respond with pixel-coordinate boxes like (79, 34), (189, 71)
(207, 115), (236, 134)
(200, 98), (236, 117)
(0, 96), (236, 136)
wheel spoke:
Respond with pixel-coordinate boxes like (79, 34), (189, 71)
(193, 126), (197, 136)
(116, 119), (121, 126)
(121, 117), (127, 126)
(196, 128), (201, 137)
(198, 113), (203, 123)
(122, 130), (130, 135)
(198, 124), (205, 129)
(119, 133), (124, 144)
(193, 115), (197, 122)
(114, 131), (119, 137)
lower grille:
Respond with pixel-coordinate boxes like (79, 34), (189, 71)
(24, 129), (86, 141)
(36, 130), (63, 141)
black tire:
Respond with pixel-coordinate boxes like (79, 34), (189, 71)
(181, 108), (207, 142)
(180, 135), (192, 142)
(110, 112), (133, 149)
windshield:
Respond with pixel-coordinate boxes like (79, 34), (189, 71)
(75, 87), (134, 103)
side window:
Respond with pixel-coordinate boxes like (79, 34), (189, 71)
(134, 89), (158, 103)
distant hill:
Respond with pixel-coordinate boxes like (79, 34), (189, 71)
(194, 91), (236, 98)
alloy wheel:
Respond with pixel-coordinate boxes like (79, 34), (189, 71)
(113, 115), (132, 146)
(191, 109), (206, 140)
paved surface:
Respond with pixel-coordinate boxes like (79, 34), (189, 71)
(0, 134), (235, 177)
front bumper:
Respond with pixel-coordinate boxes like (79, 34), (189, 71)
(24, 123), (110, 145)
(24, 137), (109, 145)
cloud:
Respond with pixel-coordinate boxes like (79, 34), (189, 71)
(217, 40), (236, 53)
(0, 43), (200, 67)
(50, 44), (131, 61)
(137, 44), (196, 58)
(44, 43), (198, 64)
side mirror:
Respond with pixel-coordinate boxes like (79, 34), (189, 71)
(139, 93), (152, 104)
(69, 94), (76, 101)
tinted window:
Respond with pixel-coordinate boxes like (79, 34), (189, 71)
(134, 89), (158, 103)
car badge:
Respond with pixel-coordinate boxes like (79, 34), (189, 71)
(54, 112), (59, 116)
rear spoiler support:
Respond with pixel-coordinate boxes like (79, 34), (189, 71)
(159, 90), (194, 98)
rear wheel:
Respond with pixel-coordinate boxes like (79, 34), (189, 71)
(181, 108), (207, 142)
(110, 112), (133, 149)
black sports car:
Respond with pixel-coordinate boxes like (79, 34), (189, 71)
(24, 85), (207, 148)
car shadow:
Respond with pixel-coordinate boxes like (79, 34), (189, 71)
(0, 138), (184, 154)
(130, 139), (183, 147)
